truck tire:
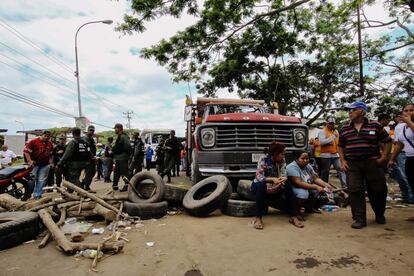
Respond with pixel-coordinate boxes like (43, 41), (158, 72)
(183, 175), (232, 217)
(221, 199), (257, 217)
(191, 151), (203, 185)
(137, 180), (189, 204)
(128, 171), (165, 203)
(123, 201), (168, 220)
(0, 211), (40, 250)
(237, 179), (256, 201)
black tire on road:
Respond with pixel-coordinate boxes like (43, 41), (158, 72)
(0, 211), (39, 251)
(137, 180), (189, 204)
(123, 201), (168, 220)
(237, 179), (256, 201)
(221, 199), (257, 217)
(183, 175), (232, 217)
(128, 171), (165, 203)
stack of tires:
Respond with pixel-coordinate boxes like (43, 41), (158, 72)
(220, 179), (263, 217)
(124, 171), (188, 219)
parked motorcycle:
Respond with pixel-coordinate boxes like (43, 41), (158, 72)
(0, 164), (33, 200)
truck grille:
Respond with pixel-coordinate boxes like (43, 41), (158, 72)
(215, 124), (295, 149)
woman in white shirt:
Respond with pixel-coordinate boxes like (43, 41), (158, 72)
(389, 103), (414, 221)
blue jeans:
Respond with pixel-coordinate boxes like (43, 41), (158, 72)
(320, 157), (347, 190)
(390, 152), (414, 203)
(31, 164), (50, 199)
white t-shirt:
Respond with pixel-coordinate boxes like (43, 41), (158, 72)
(395, 123), (414, 157)
(0, 149), (17, 165)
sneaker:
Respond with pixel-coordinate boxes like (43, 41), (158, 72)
(351, 220), (367, 229)
(375, 215), (386, 224)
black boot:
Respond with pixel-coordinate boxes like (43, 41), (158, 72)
(351, 220), (367, 229)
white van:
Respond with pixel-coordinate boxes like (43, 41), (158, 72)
(140, 129), (172, 163)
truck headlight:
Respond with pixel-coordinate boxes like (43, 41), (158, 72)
(201, 128), (215, 148)
(293, 129), (306, 147)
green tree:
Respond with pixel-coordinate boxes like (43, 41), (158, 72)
(120, 0), (414, 124)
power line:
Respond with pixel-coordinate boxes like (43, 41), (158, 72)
(0, 20), (74, 73)
(0, 41), (75, 85)
(0, 88), (76, 118)
(0, 20), (131, 112)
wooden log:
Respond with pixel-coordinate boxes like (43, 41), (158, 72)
(66, 204), (116, 222)
(67, 201), (96, 212)
(99, 193), (129, 201)
(0, 194), (24, 210)
(56, 187), (80, 201)
(38, 208), (67, 248)
(37, 209), (124, 254)
(62, 180), (126, 218)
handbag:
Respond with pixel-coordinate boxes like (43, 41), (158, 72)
(403, 126), (414, 149)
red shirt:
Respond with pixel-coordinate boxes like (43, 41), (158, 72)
(24, 137), (53, 166)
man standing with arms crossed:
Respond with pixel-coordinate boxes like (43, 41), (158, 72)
(338, 102), (392, 229)
(24, 130), (53, 199)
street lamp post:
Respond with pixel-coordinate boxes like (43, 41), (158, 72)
(74, 20), (113, 117)
(14, 120), (25, 133)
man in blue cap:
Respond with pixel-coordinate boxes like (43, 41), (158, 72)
(338, 101), (392, 229)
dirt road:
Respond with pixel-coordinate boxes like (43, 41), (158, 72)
(1, 174), (414, 276)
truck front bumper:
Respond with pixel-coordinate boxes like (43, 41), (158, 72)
(197, 151), (259, 177)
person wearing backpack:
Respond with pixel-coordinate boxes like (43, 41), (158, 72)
(57, 127), (92, 189)
(389, 103), (414, 221)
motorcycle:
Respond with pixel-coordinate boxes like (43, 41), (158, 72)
(0, 164), (33, 200)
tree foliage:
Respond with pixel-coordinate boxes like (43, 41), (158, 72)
(119, 0), (413, 125)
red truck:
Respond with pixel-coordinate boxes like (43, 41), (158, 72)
(184, 97), (308, 184)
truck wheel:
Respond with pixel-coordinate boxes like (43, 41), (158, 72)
(128, 171), (165, 203)
(237, 179), (256, 201)
(221, 199), (257, 217)
(183, 175), (232, 217)
(136, 180), (189, 204)
(123, 201), (168, 220)
(0, 211), (40, 250)
(191, 151), (203, 185)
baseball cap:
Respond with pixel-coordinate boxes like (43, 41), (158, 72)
(87, 125), (95, 131)
(113, 123), (123, 129)
(344, 101), (368, 112)
(326, 117), (335, 124)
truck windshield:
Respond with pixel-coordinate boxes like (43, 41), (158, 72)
(208, 105), (264, 115)
(151, 133), (170, 144)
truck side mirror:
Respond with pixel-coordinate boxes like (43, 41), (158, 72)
(184, 106), (192, 122)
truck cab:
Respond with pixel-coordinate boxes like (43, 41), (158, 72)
(185, 97), (308, 184)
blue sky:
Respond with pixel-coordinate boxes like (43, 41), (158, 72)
(0, 0), (411, 137)
(0, 0), (202, 136)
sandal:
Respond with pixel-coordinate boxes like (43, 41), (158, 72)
(289, 217), (304, 228)
(250, 219), (264, 230)
(405, 216), (414, 222)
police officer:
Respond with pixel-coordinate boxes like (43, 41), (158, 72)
(129, 131), (144, 177)
(52, 135), (66, 187)
(103, 137), (114, 183)
(82, 125), (96, 191)
(161, 130), (180, 183)
(58, 127), (92, 188)
(155, 138), (165, 175)
(112, 123), (132, 191)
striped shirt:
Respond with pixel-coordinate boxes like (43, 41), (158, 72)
(338, 118), (392, 160)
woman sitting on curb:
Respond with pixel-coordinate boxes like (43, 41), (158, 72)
(286, 151), (331, 228)
(251, 142), (288, 230)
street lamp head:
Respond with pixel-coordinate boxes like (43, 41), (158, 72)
(101, 20), (113, 24)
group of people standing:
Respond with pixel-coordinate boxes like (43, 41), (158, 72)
(22, 124), (184, 199)
(251, 101), (414, 230)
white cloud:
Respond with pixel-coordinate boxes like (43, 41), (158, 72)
(0, 0), (197, 137)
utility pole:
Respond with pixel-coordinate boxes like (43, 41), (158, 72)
(123, 111), (133, 130)
(356, 4), (364, 97)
